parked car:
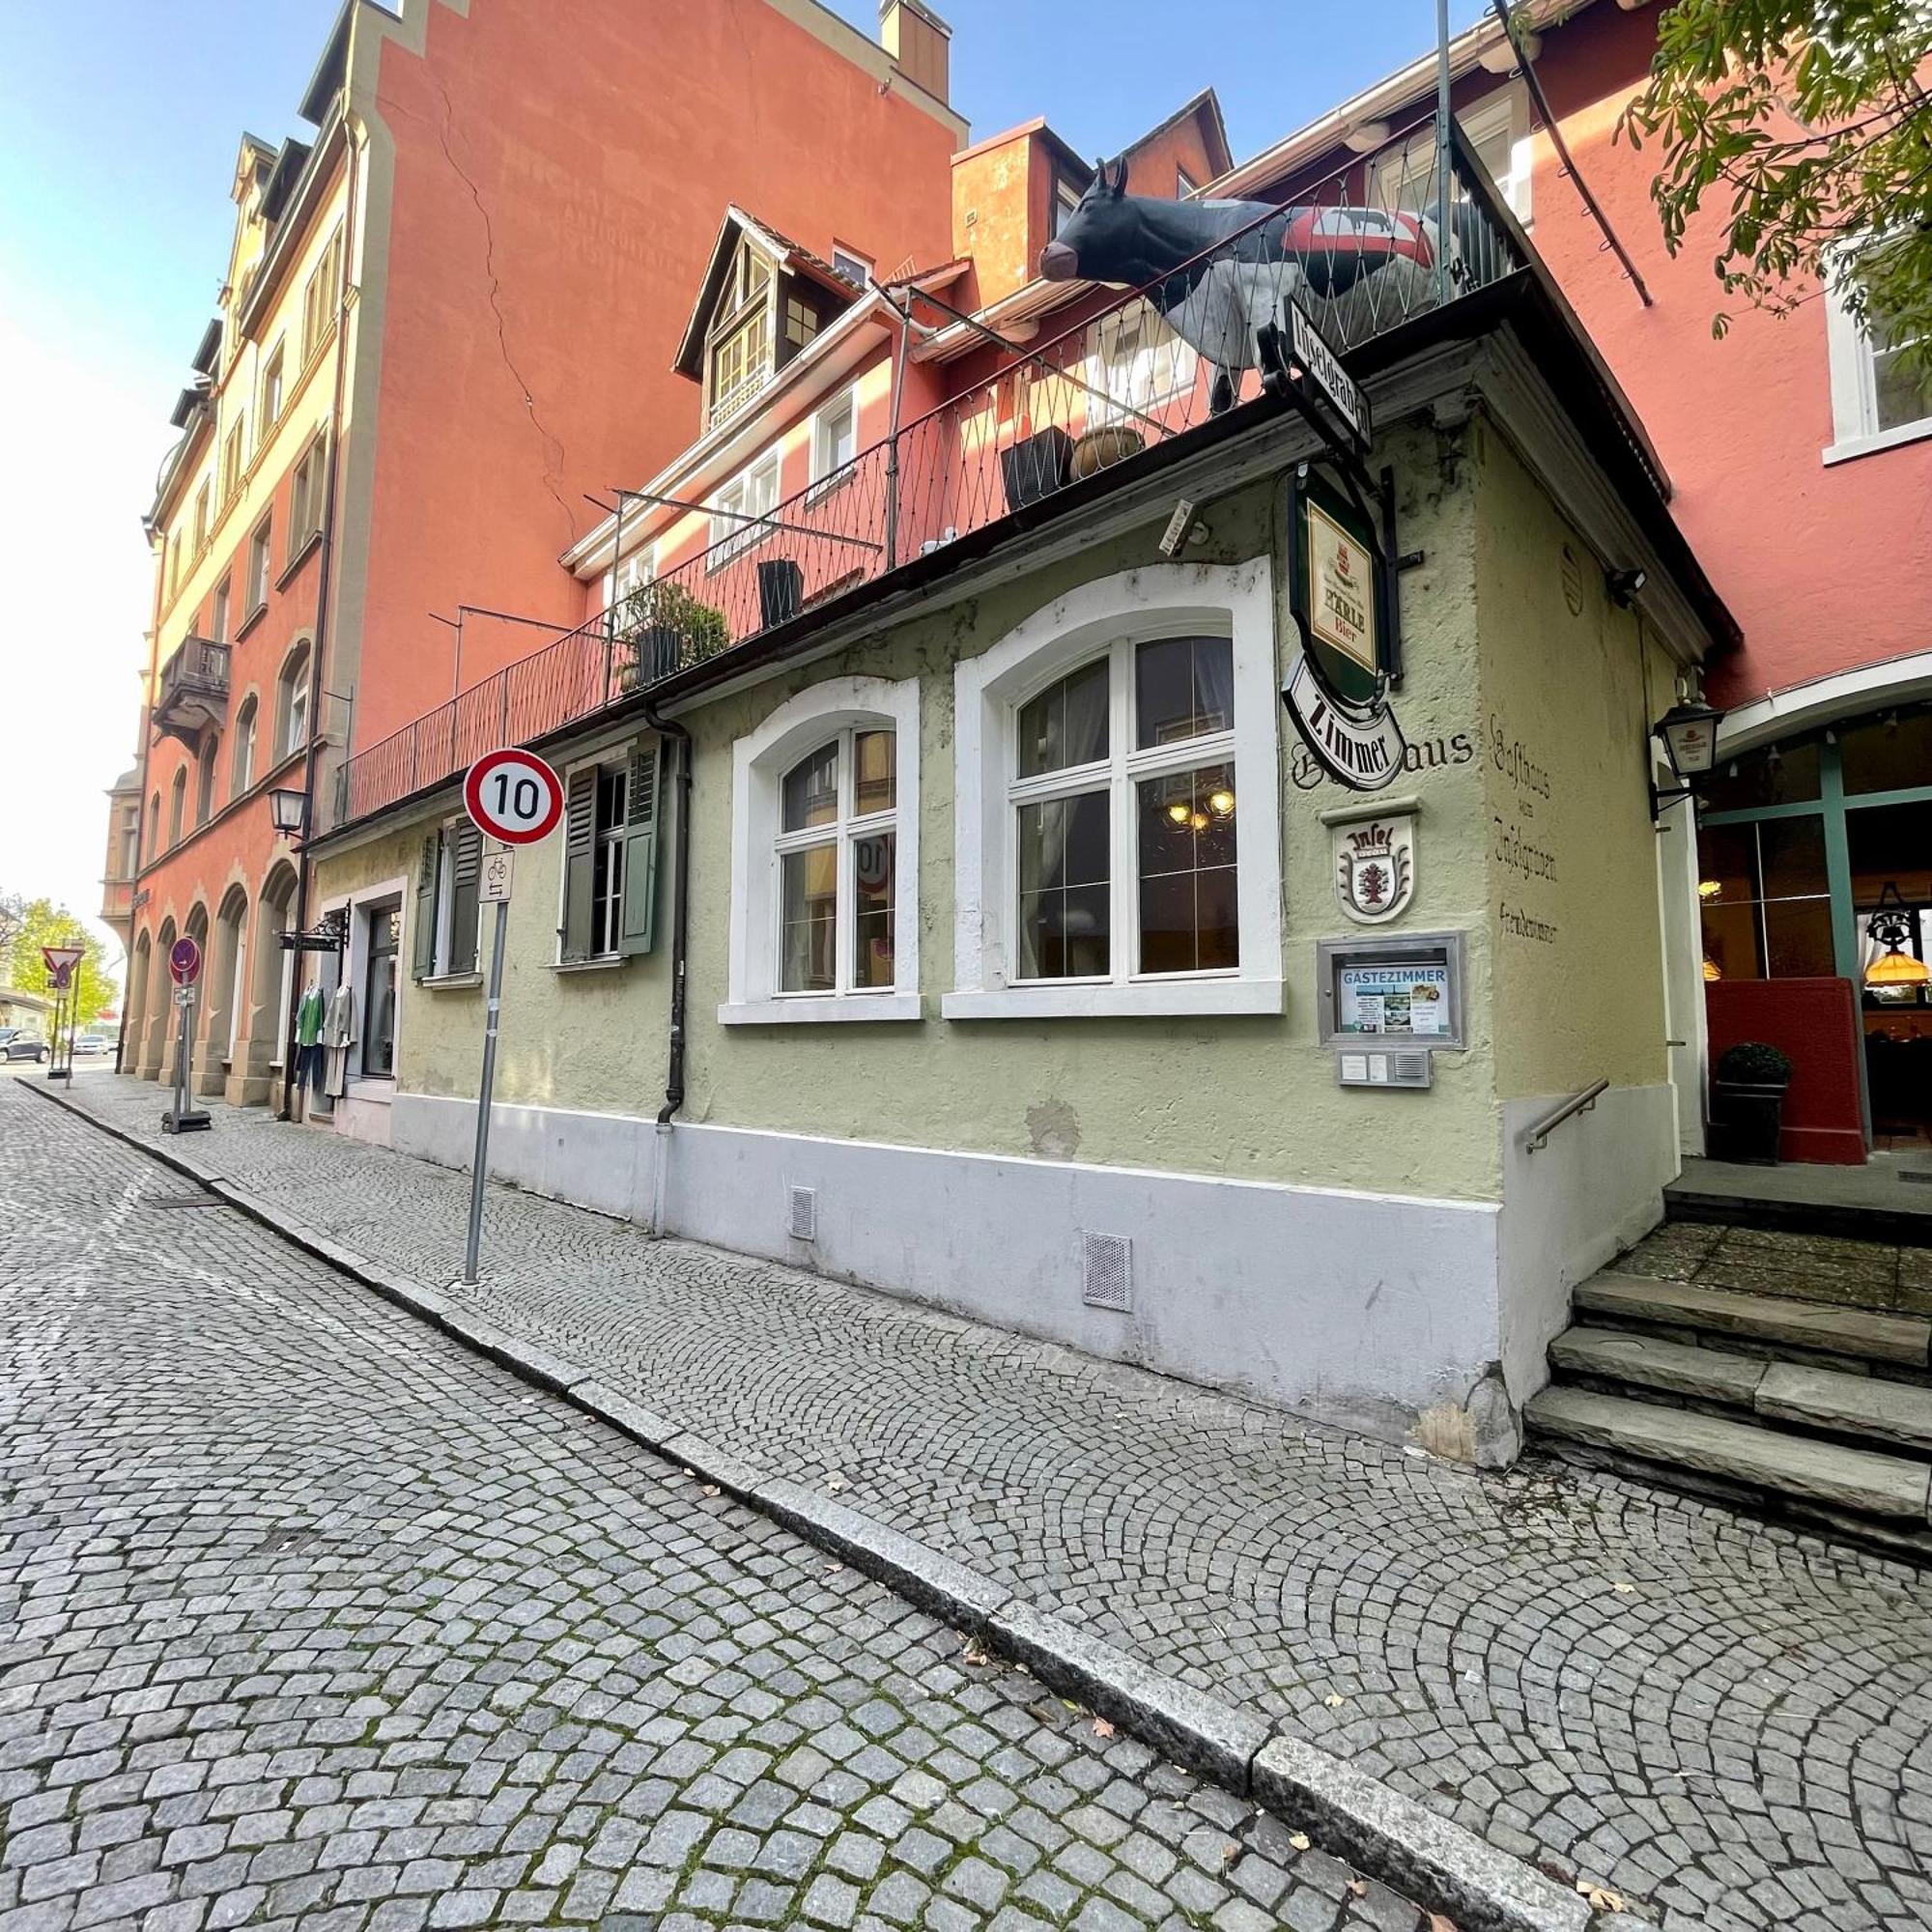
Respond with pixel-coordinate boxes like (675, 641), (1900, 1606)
(72, 1035), (113, 1057)
(0, 1029), (48, 1063)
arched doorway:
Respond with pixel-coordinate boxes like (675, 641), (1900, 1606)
(251, 862), (299, 1107)
(125, 931), (152, 1077)
(207, 885), (250, 1102)
(147, 917), (178, 1082)
(182, 904), (211, 1095)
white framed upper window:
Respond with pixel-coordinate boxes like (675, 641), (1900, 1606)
(723, 673), (921, 1025)
(1824, 278), (1932, 464)
(277, 640), (310, 757)
(947, 560), (1282, 1021)
(1372, 87), (1531, 226)
(602, 543), (657, 609)
(709, 452), (780, 566)
(832, 245), (872, 288)
(810, 385), (859, 492)
(1086, 303), (1196, 426)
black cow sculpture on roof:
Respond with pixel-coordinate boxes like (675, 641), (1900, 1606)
(1041, 157), (1463, 415)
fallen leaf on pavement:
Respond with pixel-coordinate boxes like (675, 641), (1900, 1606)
(1288, 1833), (1311, 1852)
(1611, 1581), (1635, 1595)
(1093, 1718), (1116, 1739)
(1347, 1879), (1368, 1897)
(1576, 1882), (1627, 1912)
(1220, 1843), (1240, 1864)
(1324, 1693), (1348, 1708)
(1427, 1916), (1460, 1932)
(699, 1485), (720, 1498)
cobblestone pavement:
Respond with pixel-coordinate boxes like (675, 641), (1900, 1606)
(49, 1076), (1932, 1932)
(0, 1083), (1434, 1932)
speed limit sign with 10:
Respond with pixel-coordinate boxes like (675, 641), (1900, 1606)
(463, 748), (565, 845)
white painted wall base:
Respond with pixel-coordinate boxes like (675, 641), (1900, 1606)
(662, 1121), (1503, 1442)
(377, 1088), (1677, 1454)
(392, 1091), (653, 1222)
(1496, 1081), (1677, 1399)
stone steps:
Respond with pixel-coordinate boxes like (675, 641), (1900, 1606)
(1537, 1235), (1932, 1554)
(1575, 1273), (1932, 1371)
(1526, 1386), (1932, 1524)
(1549, 1327), (1932, 1455)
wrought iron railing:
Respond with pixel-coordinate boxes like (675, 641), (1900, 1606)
(327, 121), (1519, 833)
(158, 637), (232, 704)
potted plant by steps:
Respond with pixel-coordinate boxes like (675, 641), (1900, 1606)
(611, 580), (731, 689)
(1710, 1041), (1794, 1165)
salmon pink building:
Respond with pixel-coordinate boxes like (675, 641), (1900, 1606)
(114, 0), (965, 1105)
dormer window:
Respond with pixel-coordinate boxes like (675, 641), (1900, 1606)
(706, 240), (776, 428)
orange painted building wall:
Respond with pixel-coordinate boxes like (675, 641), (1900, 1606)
(1527, 3), (1932, 708)
(355, 0), (960, 750)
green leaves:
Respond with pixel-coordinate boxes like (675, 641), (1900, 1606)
(1619, 0), (1932, 372)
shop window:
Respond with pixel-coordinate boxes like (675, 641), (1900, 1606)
(1841, 709), (1932, 797)
(949, 562), (1282, 1019)
(1697, 739), (1822, 814)
(723, 675), (920, 1024)
(361, 901), (400, 1076)
(412, 819), (483, 980)
(558, 742), (661, 964)
(1697, 816), (1835, 980)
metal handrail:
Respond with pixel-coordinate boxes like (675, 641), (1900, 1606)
(1521, 1079), (1609, 1154)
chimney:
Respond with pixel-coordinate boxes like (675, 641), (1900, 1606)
(879, 0), (950, 105)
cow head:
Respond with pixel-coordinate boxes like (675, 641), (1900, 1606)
(1038, 156), (1142, 284)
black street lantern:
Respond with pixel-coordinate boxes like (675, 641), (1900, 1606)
(270, 787), (310, 838)
(1650, 697), (1723, 818)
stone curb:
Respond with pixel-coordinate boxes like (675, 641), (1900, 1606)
(24, 1079), (1598, 1932)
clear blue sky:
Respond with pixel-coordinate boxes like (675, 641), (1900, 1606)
(0, 0), (1475, 978)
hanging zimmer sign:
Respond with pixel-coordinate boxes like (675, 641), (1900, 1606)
(1332, 812), (1417, 924)
(1283, 469), (1406, 791)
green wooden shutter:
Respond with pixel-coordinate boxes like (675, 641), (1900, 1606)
(449, 823), (483, 976)
(619, 741), (662, 957)
(559, 767), (598, 963)
(411, 833), (439, 980)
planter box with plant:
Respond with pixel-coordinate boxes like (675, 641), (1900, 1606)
(611, 579), (732, 689)
(1709, 1040), (1794, 1165)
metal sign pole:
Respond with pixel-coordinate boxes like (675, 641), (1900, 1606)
(459, 896), (509, 1287)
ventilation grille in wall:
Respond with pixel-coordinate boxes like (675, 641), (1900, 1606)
(1081, 1232), (1132, 1312)
(787, 1184), (817, 1242)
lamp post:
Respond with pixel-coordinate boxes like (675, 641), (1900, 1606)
(271, 785), (310, 1121)
(1649, 697), (1722, 820)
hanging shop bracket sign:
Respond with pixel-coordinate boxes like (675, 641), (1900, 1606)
(1281, 464), (1410, 791)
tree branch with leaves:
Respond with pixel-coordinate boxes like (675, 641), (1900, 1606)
(1621, 0), (1932, 366)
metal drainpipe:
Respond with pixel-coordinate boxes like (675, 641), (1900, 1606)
(645, 703), (692, 1136)
(280, 118), (363, 1120)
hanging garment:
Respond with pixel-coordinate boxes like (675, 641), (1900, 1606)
(324, 982), (355, 1100)
(295, 982), (326, 1051)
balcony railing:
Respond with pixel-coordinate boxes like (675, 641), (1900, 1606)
(154, 637), (231, 748)
(327, 122), (1519, 835)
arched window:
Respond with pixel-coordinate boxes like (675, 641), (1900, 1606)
(168, 769), (187, 847)
(197, 735), (219, 826)
(723, 674), (921, 1024)
(949, 562), (1282, 1020)
(232, 697), (257, 793)
(276, 643), (311, 759)
(148, 792), (161, 863)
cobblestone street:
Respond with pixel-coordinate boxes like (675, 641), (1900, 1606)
(0, 1083), (1427, 1932)
(25, 1073), (1932, 1932)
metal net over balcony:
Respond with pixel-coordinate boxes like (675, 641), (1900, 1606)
(327, 124), (1519, 835)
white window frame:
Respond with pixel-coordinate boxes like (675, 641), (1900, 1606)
(1823, 277), (1932, 465)
(1372, 87), (1532, 226)
(722, 673), (921, 1025)
(279, 645), (310, 758)
(246, 517), (272, 612)
(809, 384), (860, 495)
(602, 542), (657, 608)
(1086, 303), (1197, 426)
(946, 561), (1282, 1021)
(261, 339), (285, 432)
(709, 452), (780, 566)
(233, 696), (257, 792)
(832, 246), (872, 288)
(548, 757), (629, 965)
